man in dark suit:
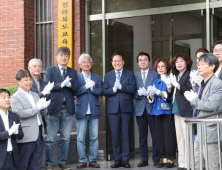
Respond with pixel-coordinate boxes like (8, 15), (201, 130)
(134, 52), (160, 168)
(103, 53), (136, 168)
(28, 58), (54, 134)
(44, 47), (79, 170)
(75, 53), (103, 169)
(0, 88), (23, 170)
(212, 40), (222, 80)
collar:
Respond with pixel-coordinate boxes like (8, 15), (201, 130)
(115, 68), (123, 74)
(201, 75), (213, 86)
(141, 68), (149, 74)
(19, 87), (32, 95)
(82, 71), (91, 78)
(0, 109), (8, 117)
(58, 65), (67, 70)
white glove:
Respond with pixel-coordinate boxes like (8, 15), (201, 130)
(42, 82), (54, 95)
(113, 85), (117, 93)
(137, 87), (148, 96)
(36, 97), (47, 110)
(147, 85), (160, 95)
(189, 77), (196, 87)
(169, 73), (178, 87)
(61, 76), (72, 88)
(137, 88), (143, 96)
(184, 90), (198, 102)
(89, 80), (95, 91)
(161, 74), (172, 88)
(42, 100), (51, 109)
(85, 80), (95, 89)
(8, 122), (20, 136)
(115, 80), (122, 90)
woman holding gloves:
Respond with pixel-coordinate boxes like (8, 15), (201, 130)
(147, 58), (177, 168)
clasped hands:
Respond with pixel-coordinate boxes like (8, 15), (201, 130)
(138, 85), (159, 96)
(184, 90), (198, 102)
(161, 73), (178, 88)
(113, 80), (122, 92)
(189, 70), (203, 87)
(85, 80), (95, 91)
(36, 97), (51, 110)
(42, 81), (54, 95)
(61, 76), (72, 88)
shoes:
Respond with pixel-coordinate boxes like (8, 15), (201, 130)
(122, 161), (131, 168)
(154, 161), (160, 168)
(89, 161), (100, 168)
(76, 162), (87, 169)
(177, 168), (187, 170)
(155, 162), (166, 168)
(58, 164), (71, 170)
(45, 164), (53, 170)
(111, 160), (123, 168)
(164, 162), (174, 168)
(137, 161), (148, 167)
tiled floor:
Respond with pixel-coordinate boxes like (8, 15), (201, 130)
(42, 153), (179, 170)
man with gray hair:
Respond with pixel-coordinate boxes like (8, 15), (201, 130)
(28, 58), (54, 134)
(184, 53), (222, 170)
(75, 53), (103, 169)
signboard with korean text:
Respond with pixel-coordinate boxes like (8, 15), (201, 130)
(58, 0), (73, 67)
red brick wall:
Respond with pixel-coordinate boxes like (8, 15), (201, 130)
(53, 0), (85, 72)
(0, 0), (34, 87)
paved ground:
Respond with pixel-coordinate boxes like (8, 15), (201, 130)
(42, 153), (179, 170)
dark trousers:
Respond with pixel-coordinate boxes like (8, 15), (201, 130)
(108, 109), (132, 161)
(136, 109), (160, 162)
(1, 153), (17, 170)
(155, 114), (177, 159)
(18, 127), (43, 170)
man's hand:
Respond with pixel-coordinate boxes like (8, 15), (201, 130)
(169, 73), (178, 87)
(8, 122), (20, 136)
(137, 88), (143, 96)
(147, 85), (160, 95)
(42, 100), (51, 109)
(61, 76), (72, 88)
(42, 82), (54, 95)
(115, 80), (122, 90)
(184, 90), (198, 102)
(36, 97), (47, 110)
(85, 80), (95, 89)
(161, 74), (172, 88)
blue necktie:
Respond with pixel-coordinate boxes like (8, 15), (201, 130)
(61, 68), (66, 80)
(116, 71), (121, 80)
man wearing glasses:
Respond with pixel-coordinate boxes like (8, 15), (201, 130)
(212, 40), (222, 80)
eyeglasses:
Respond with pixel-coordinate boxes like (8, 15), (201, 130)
(196, 63), (208, 67)
(213, 48), (222, 53)
(157, 66), (166, 69)
(112, 60), (123, 63)
(138, 59), (148, 63)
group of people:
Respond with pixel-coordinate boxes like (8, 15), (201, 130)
(0, 40), (222, 170)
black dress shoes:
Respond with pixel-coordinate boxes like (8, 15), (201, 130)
(164, 162), (174, 168)
(154, 161), (160, 168)
(111, 160), (123, 168)
(123, 161), (131, 168)
(137, 161), (148, 167)
(155, 162), (166, 168)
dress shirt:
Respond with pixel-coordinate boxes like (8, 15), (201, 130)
(33, 78), (40, 92)
(0, 110), (13, 151)
(19, 88), (41, 126)
(82, 71), (91, 115)
(115, 68), (123, 80)
(215, 68), (221, 77)
(58, 65), (67, 77)
(141, 68), (149, 82)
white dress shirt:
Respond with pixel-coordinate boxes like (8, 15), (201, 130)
(0, 110), (13, 151)
(20, 88), (41, 126)
(141, 68), (149, 82)
(215, 68), (221, 77)
(82, 71), (91, 115)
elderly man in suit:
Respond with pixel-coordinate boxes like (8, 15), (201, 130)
(44, 47), (79, 170)
(103, 53), (136, 168)
(134, 52), (160, 167)
(0, 88), (23, 170)
(75, 53), (103, 169)
(28, 58), (54, 134)
(11, 70), (50, 170)
(184, 53), (222, 170)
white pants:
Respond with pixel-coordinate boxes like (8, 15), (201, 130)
(174, 115), (187, 168)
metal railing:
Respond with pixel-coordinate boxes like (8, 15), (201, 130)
(185, 111), (222, 170)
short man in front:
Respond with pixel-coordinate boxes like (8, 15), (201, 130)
(28, 58), (54, 133)
(11, 70), (50, 170)
(134, 52), (160, 167)
(75, 53), (103, 169)
(103, 53), (136, 168)
(0, 88), (24, 170)
(45, 47), (79, 170)
(184, 53), (222, 170)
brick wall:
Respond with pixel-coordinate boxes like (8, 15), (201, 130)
(0, 0), (34, 87)
(53, 0), (85, 72)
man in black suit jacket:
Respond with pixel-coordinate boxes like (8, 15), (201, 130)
(0, 89), (23, 170)
(212, 40), (222, 80)
(28, 58), (54, 134)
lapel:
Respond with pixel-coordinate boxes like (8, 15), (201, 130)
(79, 73), (86, 85)
(218, 69), (222, 80)
(17, 89), (33, 108)
(145, 69), (154, 88)
(137, 71), (144, 88)
(0, 115), (5, 130)
(55, 65), (63, 82)
(110, 70), (116, 83)
(32, 78), (38, 92)
(178, 69), (189, 83)
(91, 73), (96, 84)
(39, 79), (45, 91)
(120, 68), (127, 83)
(8, 111), (13, 128)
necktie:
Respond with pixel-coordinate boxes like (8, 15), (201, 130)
(36, 80), (40, 92)
(61, 68), (66, 80)
(142, 72), (146, 85)
(116, 71), (121, 81)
